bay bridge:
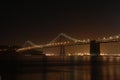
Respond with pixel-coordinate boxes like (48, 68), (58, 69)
(16, 33), (120, 56)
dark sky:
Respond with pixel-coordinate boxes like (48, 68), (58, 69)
(0, 0), (120, 45)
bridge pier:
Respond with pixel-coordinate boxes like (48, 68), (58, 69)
(90, 40), (100, 56)
(60, 45), (65, 56)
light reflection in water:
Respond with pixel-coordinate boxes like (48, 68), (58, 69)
(0, 56), (120, 80)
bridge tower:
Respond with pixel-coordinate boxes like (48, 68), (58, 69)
(60, 45), (65, 56)
(90, 40), (100, 56)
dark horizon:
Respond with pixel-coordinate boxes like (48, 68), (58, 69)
(0, 0), (120, 45)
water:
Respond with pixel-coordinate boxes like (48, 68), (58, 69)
(0, 56), (120, 80)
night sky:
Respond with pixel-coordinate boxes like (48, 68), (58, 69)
(0, 0), (120, 45)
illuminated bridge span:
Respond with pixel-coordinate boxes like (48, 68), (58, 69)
(16, 33), (90, 52)
(16, 33), (120, 55)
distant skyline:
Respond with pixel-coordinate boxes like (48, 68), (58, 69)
(0, 0), (120, 45)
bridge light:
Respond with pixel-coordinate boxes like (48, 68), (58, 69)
(116, 36), (119, 38)
(56, 43), (58, 45)
(64, 41), (67, 44)
(83, 40), (86, 42)
(75, 40), (77, 43)
(87, 39), (90, 42)
(109, 36), (113, 39)
(47, 44), (49, 46)
(28, 47), (31, 49)
(78, 40), (81, 42)
(54, 43), (57, 45)
(60, 42), (62, 44)
(57, 42), (60, 45)
(49, 43), (52, 46)
(75, 40), (78, 43)
(103, 37), (106, 40)
(68, 54), (71, 56)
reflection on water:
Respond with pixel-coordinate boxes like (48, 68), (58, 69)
(0, 56), (120, 80)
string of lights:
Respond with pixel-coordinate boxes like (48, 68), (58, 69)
(16, 33), (120, 52)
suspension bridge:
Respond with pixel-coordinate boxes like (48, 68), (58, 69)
(16, 33), (120, 56)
